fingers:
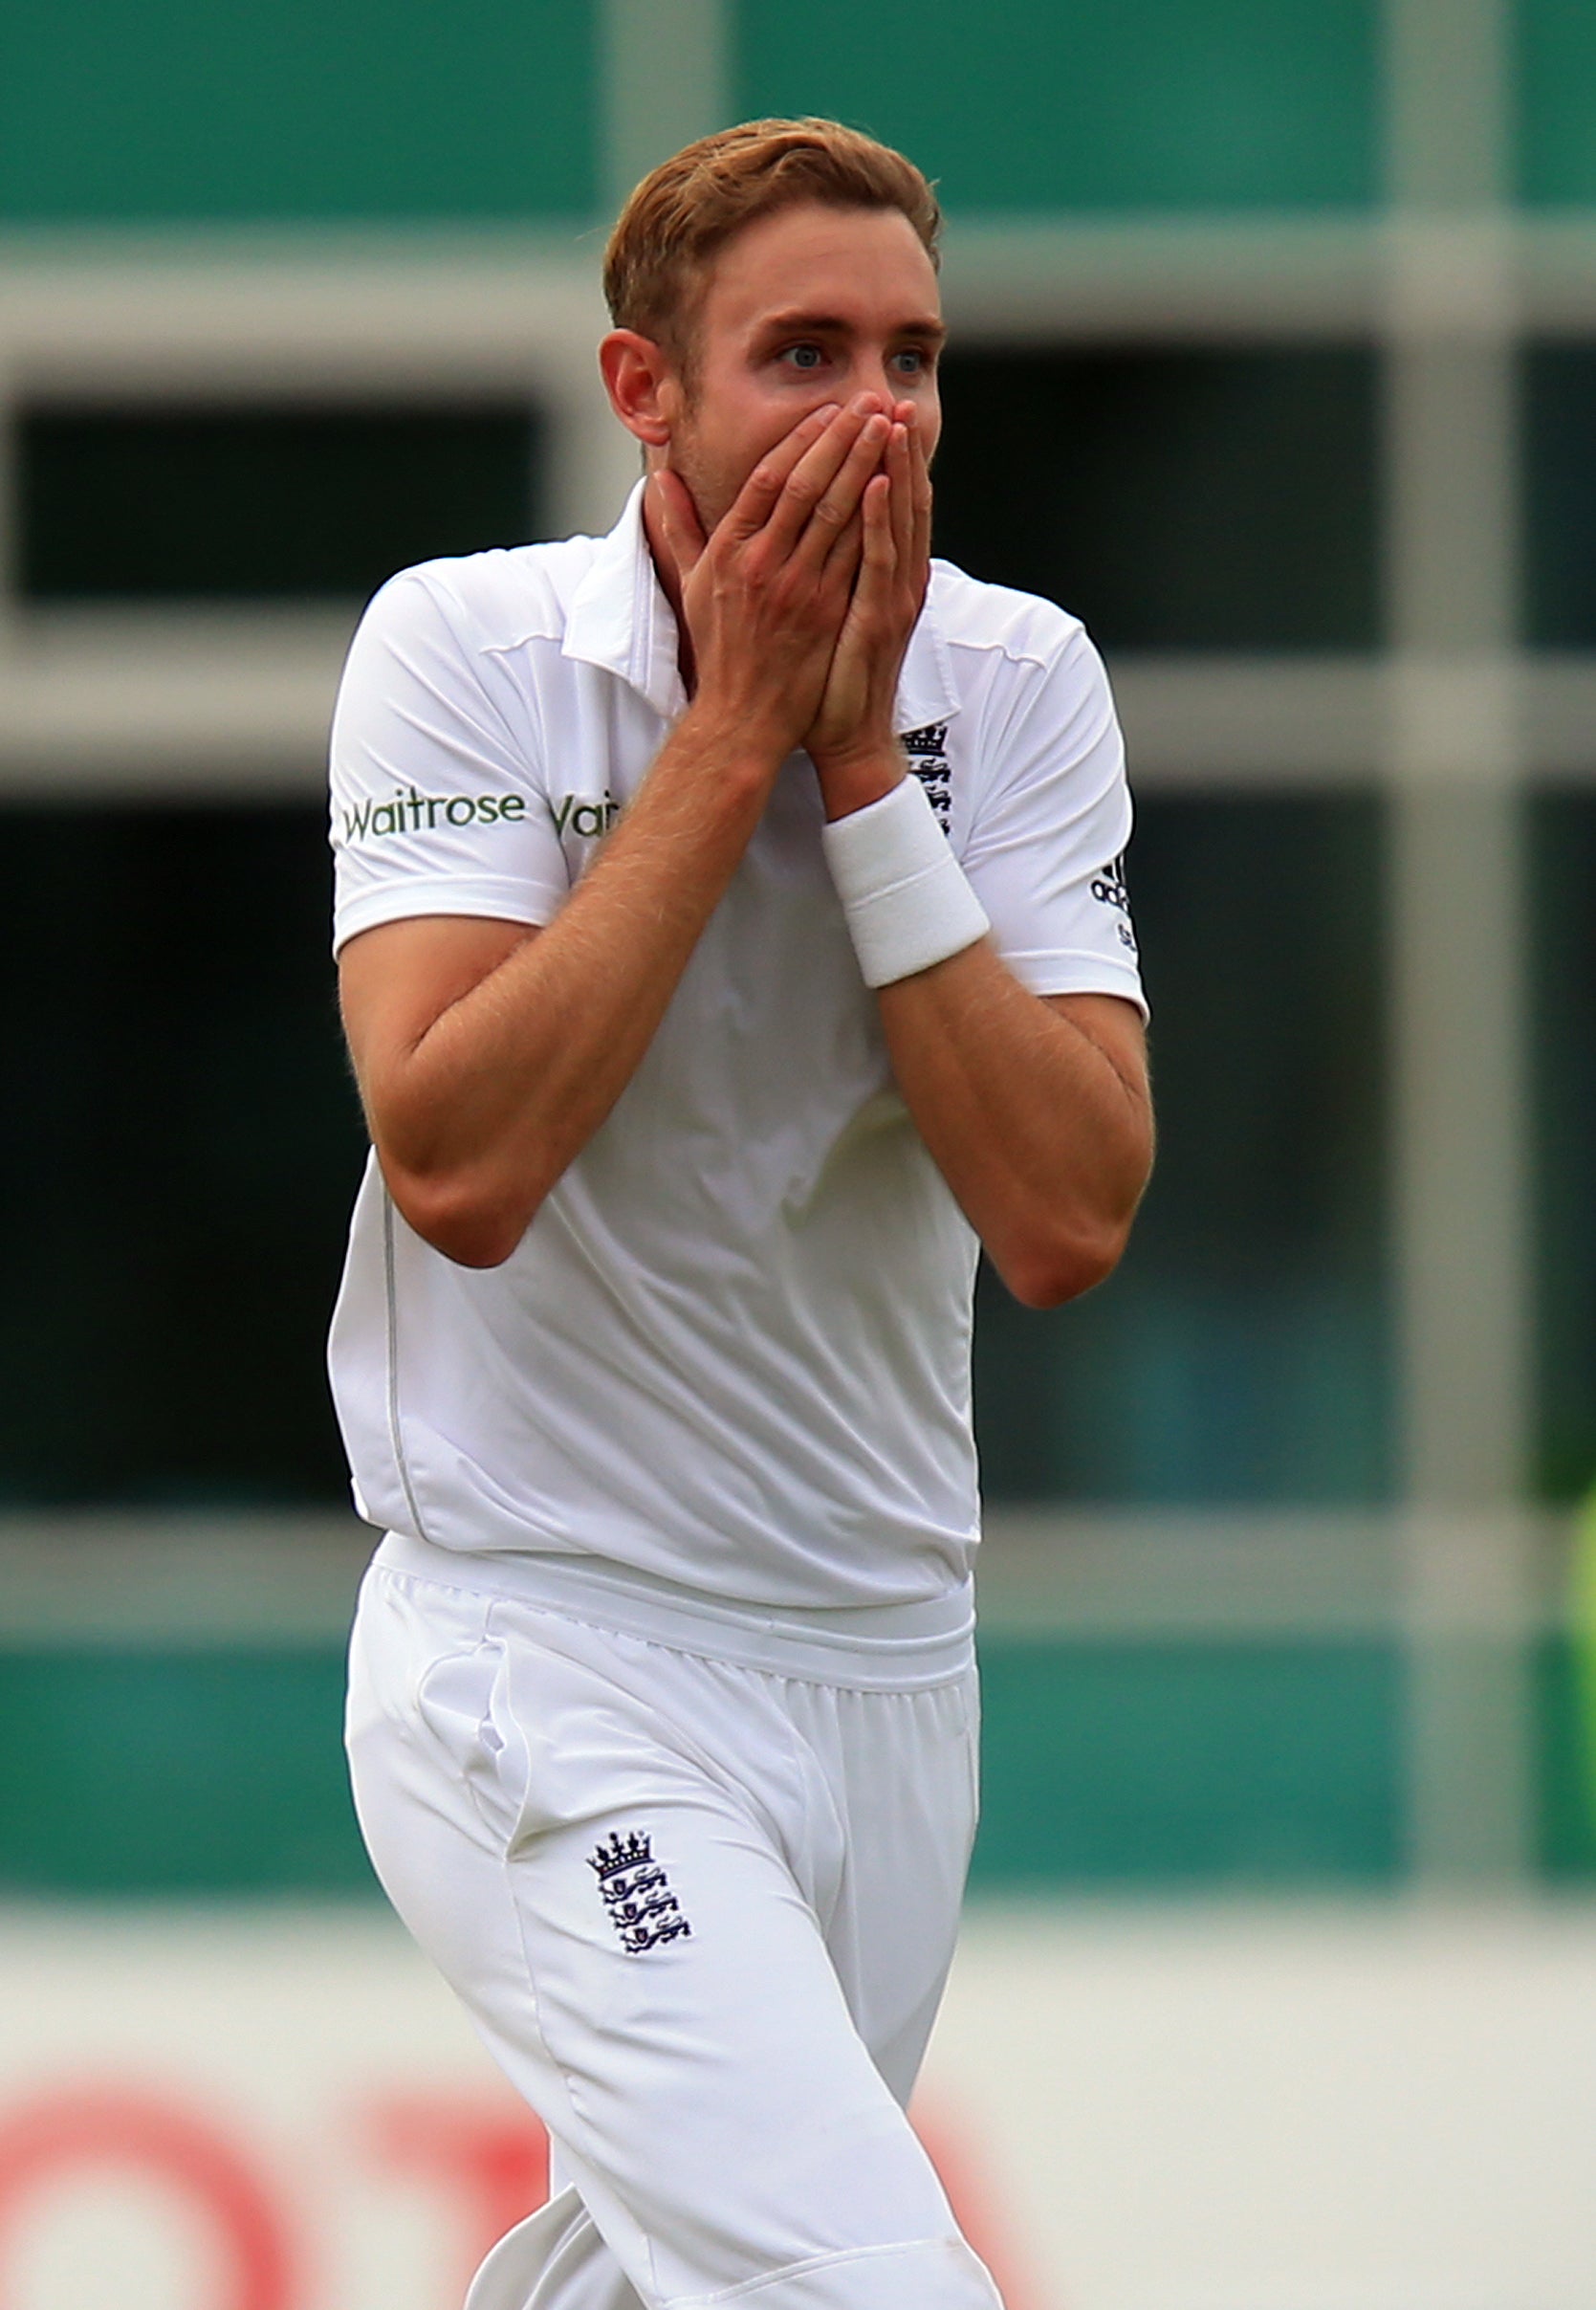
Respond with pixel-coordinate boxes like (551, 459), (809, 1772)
(821, 501), (865, 587)
(891, 407), (932, 560)
(827, 476), (895, 646)
(907, 410), (933, 578)
(882, 408), (931, 615)
(718, 403), (841, 544)
(785, 408), (891, 568)
(885, 422), (914, 573)
(859, 472), (896, 593)
(715, 394), (900, 578)
(648, 467), (708, 583)
(758, 398), (885, 562)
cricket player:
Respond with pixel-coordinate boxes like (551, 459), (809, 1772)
(330, 119), (1151, 2310)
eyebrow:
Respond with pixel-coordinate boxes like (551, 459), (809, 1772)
(754, 308), (949, 348)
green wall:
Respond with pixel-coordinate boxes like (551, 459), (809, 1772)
(973, 1636), (1402, 1887)
(0, 0), (597, 222)
(0, 1646), (376, 1896)
(735, 0), (1381, 214)
(9, 1), (1596, 230)
(1519, 0), (1596, 206)
(7, 1629), (1591, 1897)
(0, 1633), (1414, 1898)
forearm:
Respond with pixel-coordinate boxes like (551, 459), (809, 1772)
(877, 947), (1153, 1308)
(368, 709), (779, 1263)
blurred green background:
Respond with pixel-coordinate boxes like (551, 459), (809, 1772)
(2, 0), (1594, 1900)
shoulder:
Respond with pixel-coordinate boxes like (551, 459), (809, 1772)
(358, 533), (603, 659)
(929, 559), (1089, 671)
(333, 533), (608, 759)
(928, 561), (1113, 741)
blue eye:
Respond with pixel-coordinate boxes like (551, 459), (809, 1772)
(892, 348), (928, 376)
(785, 344), (824, 370)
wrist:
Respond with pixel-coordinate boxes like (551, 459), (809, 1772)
(820, 774), (990, 988)
(676, 696), (793, 779)
(809, 732), (907, 822)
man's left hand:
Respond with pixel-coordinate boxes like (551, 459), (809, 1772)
(804, 399), (932, 819)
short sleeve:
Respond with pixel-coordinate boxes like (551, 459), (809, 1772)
(959, 626), (1147, 1016)
(328, 567), (570, 956)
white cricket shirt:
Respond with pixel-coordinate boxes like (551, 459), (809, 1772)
(327, 483), (1144, 1613)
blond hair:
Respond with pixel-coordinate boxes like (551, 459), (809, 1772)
(603, 118), (941, 368)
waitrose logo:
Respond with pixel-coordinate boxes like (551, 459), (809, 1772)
(340, 786), (527, 842)
(339, 786), (621, 844)
(551, 792), (621, 838)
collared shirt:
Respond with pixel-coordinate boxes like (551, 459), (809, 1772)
(326, 483), (1144, 1613)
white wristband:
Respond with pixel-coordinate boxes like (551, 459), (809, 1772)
(820, 774), (990, 988)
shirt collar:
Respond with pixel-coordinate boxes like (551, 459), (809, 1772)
(892, 574), (961, 739)
(562, 479), (687, 718)
(562, 478), (961, 738)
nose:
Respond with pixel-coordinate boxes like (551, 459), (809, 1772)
(856, 363), (896, 412)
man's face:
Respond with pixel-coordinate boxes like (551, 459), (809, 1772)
(662, 201), (945, 535)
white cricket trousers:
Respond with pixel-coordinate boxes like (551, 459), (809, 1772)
(345, 1549), (1001, 2310)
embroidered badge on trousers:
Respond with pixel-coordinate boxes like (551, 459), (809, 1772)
(586, 1829), (693, 1951)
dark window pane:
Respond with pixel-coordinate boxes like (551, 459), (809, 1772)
(19, 405), (542, 602)
(1522, 346), (1596, 647)
(0, 804), (363, 1506)
(1530, 790), (1596, 1500)
(933, 346), (1381, 650)
(974, 793), (1392, 1503)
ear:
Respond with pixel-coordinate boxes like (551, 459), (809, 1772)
(599, 330), (682, 449)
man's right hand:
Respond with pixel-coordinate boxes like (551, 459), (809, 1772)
(648, 396), (892, 761)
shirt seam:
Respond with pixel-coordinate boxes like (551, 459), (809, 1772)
(408, 564), (554, 778)
(383, 1189), (432, 1545)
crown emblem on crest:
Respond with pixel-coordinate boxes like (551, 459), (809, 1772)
(584, 1827), (692, 1950)
(901, 722), (949, 757)
(587, 1829), (653, 1881)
